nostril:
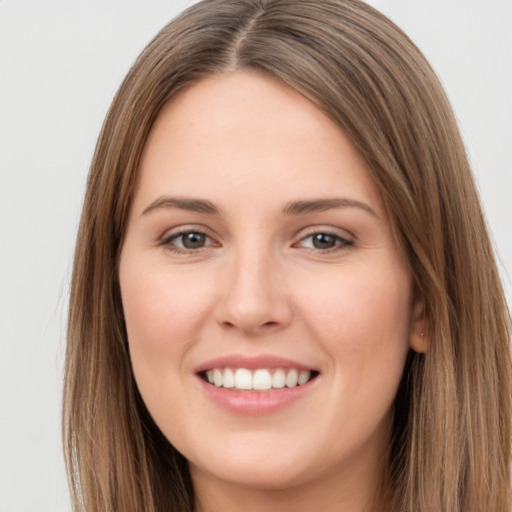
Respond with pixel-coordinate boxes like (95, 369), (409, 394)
(220, 319), (279, 332)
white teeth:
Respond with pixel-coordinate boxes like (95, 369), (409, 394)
(253, 369), (272, 390)
(298, 370), (311, 386)
(213, 368), (223, 387)
(272, 368), (286, 389)
(285, 369), (298, 388)
(223, 368), (235, 388)
(235, 368), (253, 390)
(204, 367), (314, 390)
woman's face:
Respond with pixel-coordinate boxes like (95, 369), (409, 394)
(119, 72), (423, 499)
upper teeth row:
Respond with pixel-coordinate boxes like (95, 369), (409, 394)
(206, 368), (312, 390)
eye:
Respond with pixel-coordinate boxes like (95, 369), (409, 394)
(161, 230), (216, 252)
(297, 231), (353, 251)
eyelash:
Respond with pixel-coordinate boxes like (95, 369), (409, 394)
(160, 229), (353, 254)
(295, 230), (354, 252)
(160, 229), (216, 254)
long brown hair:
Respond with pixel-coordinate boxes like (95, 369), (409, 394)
(63, 1), (512, 510)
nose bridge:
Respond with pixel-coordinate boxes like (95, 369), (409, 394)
(217, 236), (290, 334)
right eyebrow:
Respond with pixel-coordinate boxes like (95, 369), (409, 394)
(141, 196), (221, 216)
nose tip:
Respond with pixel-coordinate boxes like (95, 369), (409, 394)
(220, 307), (284, 336)
(215, 256), (292, 337)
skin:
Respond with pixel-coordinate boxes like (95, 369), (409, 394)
(119, 71), (426, 512)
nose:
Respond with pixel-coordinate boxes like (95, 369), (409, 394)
(215, 245), (293, 337)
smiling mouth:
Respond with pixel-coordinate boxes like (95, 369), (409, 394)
(199, 367), (319, 391)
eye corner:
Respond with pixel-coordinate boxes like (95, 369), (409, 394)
(159, 227), (221, 254)
(293, 228), (354, 253)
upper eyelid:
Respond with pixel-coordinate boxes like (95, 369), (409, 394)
(160, 225), (215, 241)
(295, 233), (353, 247)
(157, 224), (354, 245)
(158, 230), (216, 254)
(294, 225), (354, 241)
(292, 226), (355, 252)
(166, 230), (212, 242)
(160, 230), (218, 254)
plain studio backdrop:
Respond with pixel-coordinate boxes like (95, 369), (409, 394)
(0, 1), (511, 510)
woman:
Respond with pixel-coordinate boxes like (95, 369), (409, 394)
(63, 0), (512, 510)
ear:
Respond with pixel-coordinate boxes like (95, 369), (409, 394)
(409, 291), (429, 353)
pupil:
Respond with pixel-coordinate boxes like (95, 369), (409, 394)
(183, 232), (205, 249)
(313, 233), (336, 249)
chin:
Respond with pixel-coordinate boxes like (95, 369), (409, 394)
(190, 456), (313, 491)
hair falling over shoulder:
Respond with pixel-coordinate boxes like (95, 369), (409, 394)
(63, 1), (512, 510)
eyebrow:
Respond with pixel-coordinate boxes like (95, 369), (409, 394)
(142, 196), (221, 216)
(282, 198), (378, 217)
(141, 195), (377, 218)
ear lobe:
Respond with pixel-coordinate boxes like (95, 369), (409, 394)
(409, 292), (429, 353)
(410, 329), (429, 353)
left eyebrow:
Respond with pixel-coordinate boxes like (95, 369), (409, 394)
(282, 198), (378, 218)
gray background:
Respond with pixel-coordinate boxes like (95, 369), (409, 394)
(1, 1), (511, 510)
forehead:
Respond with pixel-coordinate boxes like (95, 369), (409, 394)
(135, 71), (386, 218)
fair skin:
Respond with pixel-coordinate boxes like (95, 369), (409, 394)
(119, 71), (425, 512)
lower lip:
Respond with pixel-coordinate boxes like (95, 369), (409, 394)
(197, 376), (317, 415)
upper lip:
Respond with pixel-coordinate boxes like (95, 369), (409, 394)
(194, 354), (318, 374)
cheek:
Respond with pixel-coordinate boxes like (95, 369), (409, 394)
(119, 260), (216, 390)
(298, 261), (412, 388)
(118, 259), (220, 436)
(121, 262), (210, 340)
